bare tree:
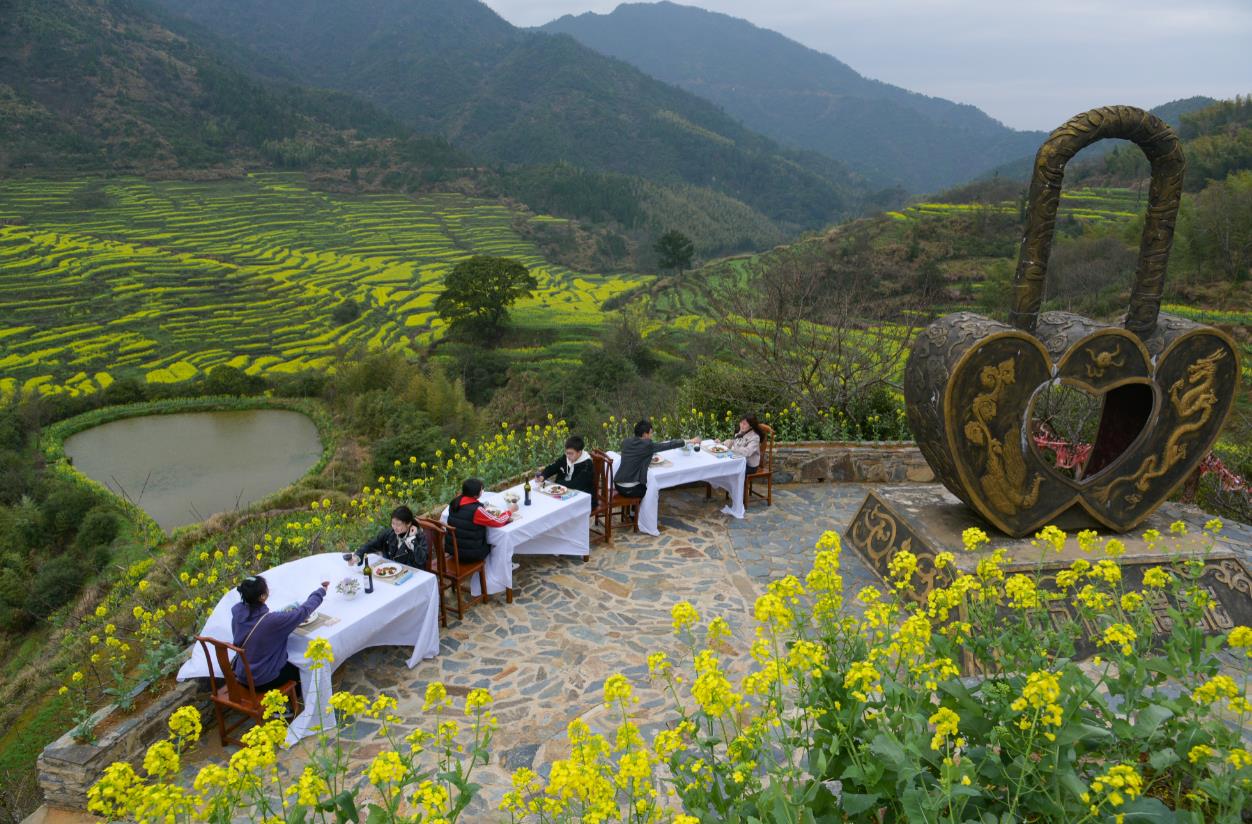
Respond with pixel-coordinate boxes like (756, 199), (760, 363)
(708, 245), (920, 418)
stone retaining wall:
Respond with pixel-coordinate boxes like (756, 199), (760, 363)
(37, 678), (207, 810)
(773, 441), (934, 485)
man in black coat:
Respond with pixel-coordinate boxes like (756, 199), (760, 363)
(535, 435), (597, 506)
(614, 419), (695, 501)
(353, 505), (427, 569)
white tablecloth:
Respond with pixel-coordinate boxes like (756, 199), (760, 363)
(609, 442), (746, 536)
(176, 552), (440, 744)
(441, 484), (592, 596)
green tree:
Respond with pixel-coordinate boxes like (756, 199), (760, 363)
(1179, 171), (1252, 283)
(653, 230), (694, 274)
(434, 256), (537, 339)
(332, 298), (361, 325)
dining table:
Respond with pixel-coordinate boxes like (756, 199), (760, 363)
(608, 440), (746, 536)
(176, 551), (441, 745)
(440, 481), (592, 597)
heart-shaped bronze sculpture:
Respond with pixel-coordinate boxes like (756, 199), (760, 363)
(904, 106), (1240, 537)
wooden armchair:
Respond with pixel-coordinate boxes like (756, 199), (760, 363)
(589, 450), (613, 548)
(592, 448), (640, 543)
(416, 518), (449, 627)
(419, 518), (499, 624)
(746, 423), (775, 507)
(196, 635), (300, 747)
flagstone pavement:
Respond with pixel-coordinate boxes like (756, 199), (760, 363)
(171, 483), (1252, 820)
(177, 482), (877, 817)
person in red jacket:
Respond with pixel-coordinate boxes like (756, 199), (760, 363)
(446, 478), (511, 562)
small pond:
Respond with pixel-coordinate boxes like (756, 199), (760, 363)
(63, 409), (322, 531)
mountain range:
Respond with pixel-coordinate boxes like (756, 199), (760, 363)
(149, 0), (870, 231)
(1, 0), (1227, 263)
(542, 1), (1047, 193)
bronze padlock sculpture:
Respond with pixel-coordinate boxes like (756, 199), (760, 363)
(904, 106), (1240, 538)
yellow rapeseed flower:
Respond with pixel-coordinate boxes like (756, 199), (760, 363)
(961, 527), (989, 551)
(671, 601), (699, 634)
(1100, 623), (1137, 656)
(928, 706), (960, 751)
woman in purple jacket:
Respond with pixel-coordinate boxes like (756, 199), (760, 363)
(232, 575), (328, 697)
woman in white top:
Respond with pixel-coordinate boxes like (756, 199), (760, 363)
(724, 414), (765, 472)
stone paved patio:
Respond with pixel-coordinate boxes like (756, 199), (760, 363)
(171, 483), (1252, 819)
(177, 483), (874, 816)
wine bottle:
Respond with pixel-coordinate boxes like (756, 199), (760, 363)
(523, 479), (532, 506)
(363, 558), (374, 594)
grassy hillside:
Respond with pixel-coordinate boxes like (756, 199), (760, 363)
(0, 174), (650, 402)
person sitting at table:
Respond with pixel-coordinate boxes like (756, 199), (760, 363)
(352, 505), (427, 569)
(615, 419), (695, 503)
(724, 413), (766, 473)
(535, 435), (596, 505)
(447, 478), (511, 563)
(232, 574), (328, 699)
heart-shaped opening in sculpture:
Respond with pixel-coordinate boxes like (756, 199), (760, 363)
(1028, 381), (1155, 483)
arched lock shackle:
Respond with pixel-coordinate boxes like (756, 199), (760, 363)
(1008, 105), (1186, 340)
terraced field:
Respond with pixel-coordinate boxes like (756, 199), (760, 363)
(0, 175), (650, 400)
(888, 186), (1145, 224)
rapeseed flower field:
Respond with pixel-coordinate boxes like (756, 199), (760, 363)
(0, 175), (650, 401)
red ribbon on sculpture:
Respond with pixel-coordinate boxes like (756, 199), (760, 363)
(1031, 422), (1247, 496)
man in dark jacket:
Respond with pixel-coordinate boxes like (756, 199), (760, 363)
(353, 505), (427, 569)
(614, 419), (693, 501)
(535, 435), (597, 506)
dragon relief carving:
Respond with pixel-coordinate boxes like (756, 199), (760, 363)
(1110, 348), (1226, 502)
(963, 359), (1042, 515)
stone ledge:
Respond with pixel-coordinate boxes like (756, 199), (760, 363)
(774, 442), (933, 485)
(37, 677), (207, 809)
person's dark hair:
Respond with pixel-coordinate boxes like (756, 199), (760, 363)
(564, 435), (585, 452)
(390, 505), (415, 525)
(741, 414), (767, 441)
(634, 419), (652, 437)
(237, 575), (268, 609)
(451, 478), (484, 512)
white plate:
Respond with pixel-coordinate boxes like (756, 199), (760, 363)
(373, 564), (401, 579)
(547, 484), (568, 495)
(650, 455), (664, 464)
(299, 610), (320, 627)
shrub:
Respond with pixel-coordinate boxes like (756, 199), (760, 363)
(271, 370), (327, 398)
(74, 507), (120, 552)
(331, 298), (361, 325)
(24, 564), (84, 619)
(0, 449), (34, 506)
(39, 484), (98, 544)
(199, 365), (266, 397)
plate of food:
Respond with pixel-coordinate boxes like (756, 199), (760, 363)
(707, 444), (729, 454)
(299, 610), (320, 627)
(373, 564), (401, 579)
(546, 483), (568, 496)
(651, 454), (664, 465)
(484, 505), (508, 518)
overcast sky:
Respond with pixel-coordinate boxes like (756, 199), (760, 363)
(480, 0), (1252, 131)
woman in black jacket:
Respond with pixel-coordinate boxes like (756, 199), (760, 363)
(352, 505), (427, 569)
(535, 436), (597, 505)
